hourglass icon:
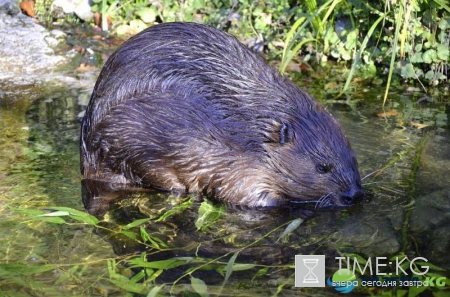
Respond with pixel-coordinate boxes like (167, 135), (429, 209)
(303, 258), (319, 283)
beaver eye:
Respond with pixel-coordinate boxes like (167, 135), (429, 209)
(316, 164), (331, 174)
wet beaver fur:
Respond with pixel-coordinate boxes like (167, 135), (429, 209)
(80, 22), (364, 208)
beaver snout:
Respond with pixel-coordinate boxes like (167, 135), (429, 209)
(339, 187), (364, 205)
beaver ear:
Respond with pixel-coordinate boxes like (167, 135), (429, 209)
(279, 122), (293, 145)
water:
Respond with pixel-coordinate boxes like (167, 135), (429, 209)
(0, 69), (449, 296)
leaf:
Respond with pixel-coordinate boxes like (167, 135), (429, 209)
(128, 257), (193, 270)
(401, 63), (415, 78)
(76, 63), (98, 72)
(377, 110), (398, 117)
(227, 263), (255, 271)
(407, 282), (428, 297)
(155, 199), (193, 222)
(422, 49), (437, 63)
(252, 267), (269, 281)
(130, 270), (146, 283)
(147, 285), (164, 297)
(192, 0), (206, 10)
(139, 227), (168, 249)
(55, 265), (79, 285)
(195, 201), (224, 231)
(191, 276), (209, 297)
(42, 207), (99, 225)
(410, 121), (429, 129)
(222, 252), (239, 287)
(120, 230), (138, 240)
(135, 7), (157, 23)
(424, 70), (436, 80)
(36, 216), (67, 224)
(38, 210), (70, 217)
(7, 206), (65, 224)
(277, 218), (303, 243)
(123, 218), (152, 230)
(436, 44), (449, 60)
(0, 264), (55, 276)
(410, 52), (423, 63)
(108, 279), (147, 294)
(345, 29), (358, 50)
(341, 13), (385, 97)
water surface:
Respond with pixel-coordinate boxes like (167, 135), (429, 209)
(0, 69), (449, 296)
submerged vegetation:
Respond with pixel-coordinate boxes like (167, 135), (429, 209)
(36, 0), (450, 98)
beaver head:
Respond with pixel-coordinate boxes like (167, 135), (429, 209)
(81, 22), (364, 209)
(255, 103), (364, 208)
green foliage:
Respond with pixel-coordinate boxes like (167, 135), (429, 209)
(85, 0), (449, 95)
(195, 201), (225, 232)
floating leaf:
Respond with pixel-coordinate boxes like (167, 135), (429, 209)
(55, 265), (79, 285)
(191, 276), (209, 297)
(410, 121), (429, 129)
(195, 201), (225, 231)
(123, 218), (152, 230)
(377, 110), (398, 117)
(277, 218), (303, 243)
(0, 264), (55, 276)
(252, 267), (269, 281)
(222, 251), (239, 287)
(130, 270), (146, 283)
(227, 263), (255, 271)
(155, 199), (193, 222)
(108, 279), (147, 294)
(139, 227), (168, 249)
(42, 207), (99, 225)
(39, 210), (70, 217)
(120, 230), (138, 240)
(128, 257), (193, 270)
(147, 285), (164, 297)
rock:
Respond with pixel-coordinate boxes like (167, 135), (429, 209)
(52, 0), (93, 22)
(0, 5), (67, 85)
(0, 0), (20, 15)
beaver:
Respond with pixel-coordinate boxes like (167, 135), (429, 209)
(80, 22), (364, 208)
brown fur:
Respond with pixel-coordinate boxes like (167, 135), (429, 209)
(81, 22), (364, 208)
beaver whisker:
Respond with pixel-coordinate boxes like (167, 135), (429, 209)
(361, 168), (383, 181)
(289, 199), (321, 205)
(362, 181), (390, 186)
(315, 193), (333, 209)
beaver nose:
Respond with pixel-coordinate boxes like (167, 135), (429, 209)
(340, 188), (364, 205)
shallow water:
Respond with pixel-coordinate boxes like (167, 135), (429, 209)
(0, 69), (449, 296)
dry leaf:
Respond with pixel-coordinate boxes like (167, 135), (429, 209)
(377, 110), (398, 117)
(76, 63), (98, 72)
(410, 121), (429, 129)
(20, 1), (35, 17)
